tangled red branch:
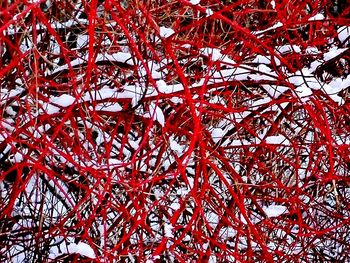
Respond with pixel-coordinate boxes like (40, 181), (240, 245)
(1, 0), (350, 262)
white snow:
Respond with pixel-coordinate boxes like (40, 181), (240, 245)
(170, 138), (183, 154)
(308, 13), (325, 21)
(164, 223), (174, 238)
(0, 88), (24, 105)
(159, 26), (175, 38)
(129, 139), (140, 150)
(262, 84), (289, 98)
(66, 242), (96, 259)
(323, 47), (348, 61)
(148, 102), (165, 127)
(13, 14), (19, 21)
(270, 0), (275, 9)
(1, 119), (14, 132)
(77, 34), (89, 49)
(253, 55), (271, 64)
(50, 37), (61, 55)
(157, 83), (184, 94)
(156, 79), (176, 94)
(276, 45), (301, 54)
(170, 202), (181, 210)
(200, 47), (223, 61)
(262, 205), (288, 218)
(11, 152), (24, 163)
(211, 128), (224, 143)
(52, 51), (135, 74)
(329, 75), (350, 92)
(209, 255), (217, 263)
(288, 75), (305, 87)
(265, 135), (290, 145)
(94, 102), (122, 112)
(83, 87), (117, 102)
(189, 0), (200, 5)
(338, 26), (350, 43)
(305, 46), (319, 55)
(295, 85), (313, 98)
(251, 97), (272, 109)
(49, 238), (96, 259)
(96, 52), (135, 65)
(42, 94), (76, 114)
(255, 22), (283, 35)
(5, 106), (17, 116)
(206, 211), (219, 228)
(227, 139), (252, 147)
(156, 79), (167, 90)
(309, 60), (322, 72)
(206, 8), (213, 17)
(43, 103), (60, 114)
(50, 94), (76, 107)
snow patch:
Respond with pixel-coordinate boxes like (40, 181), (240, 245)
(49, 240), (95, 259)
(338, 26), (350, 43)
(164, 223), (174, 238)
(94, 102), (122, 112)
(263, 205), (288, 218)
(265, 135), (290, 145)
(189, 0), (200, 5)
(206, 8), (213, 16)
(77, 35), (89, 49)
(276, 45), (301, 54)
(211, 128), (224, 143)
(308, 13), (325, 21)
(67, 242), (96, 259)
(50, 94), (76, 108)
(160, 26), (175, 38)
(200, 47), (223, 61)
(148, 102), (165, 127)
(270, 0), (275, 9)
(323, 47), (348, 61)
(170, 202), (181, 210)
(255, 22), (283, 34)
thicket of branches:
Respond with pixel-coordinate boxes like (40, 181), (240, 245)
(1, 0), (350, 262)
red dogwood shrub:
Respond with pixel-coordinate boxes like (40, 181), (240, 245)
(1, 0), (349, 262)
